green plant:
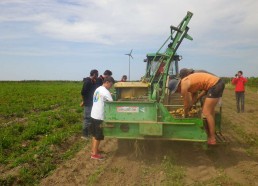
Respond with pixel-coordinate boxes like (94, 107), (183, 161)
(0, 81), (85, 185)
(88, 166), (105, 185)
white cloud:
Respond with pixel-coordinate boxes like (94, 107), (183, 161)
(1, 0), (257, 46)
(0, 0), (258, 79)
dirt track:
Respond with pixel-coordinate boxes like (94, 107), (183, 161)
(40, 88), (258, 186)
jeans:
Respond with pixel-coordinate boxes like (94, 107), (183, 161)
(235, 92), (245, 113)
(82, 106), (92, 137)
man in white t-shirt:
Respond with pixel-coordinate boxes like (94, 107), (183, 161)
(90, 76), (114, 160)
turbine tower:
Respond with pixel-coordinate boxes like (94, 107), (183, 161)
(125, 49), (133, 81)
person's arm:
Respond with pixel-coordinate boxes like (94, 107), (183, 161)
(81, 82), (88, 107)
(193, 90), (207, 105)
(103, 91), (113, 102)
(191, 92), (198, 106)
(81, 81), (90, 96)
(232, 77), (238, 85)
(81, 80), (91, 102)
(242, 77), (248, 84)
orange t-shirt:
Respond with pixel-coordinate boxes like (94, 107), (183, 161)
(181, 73), (219, 93)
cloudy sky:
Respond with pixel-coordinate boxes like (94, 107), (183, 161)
(0, 0), (257, 81)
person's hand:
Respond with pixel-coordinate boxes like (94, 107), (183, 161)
(192, 99), (199, 106)
(80, 101), (84, 107)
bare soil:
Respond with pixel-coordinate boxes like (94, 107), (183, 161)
(40, 88), (258, 186)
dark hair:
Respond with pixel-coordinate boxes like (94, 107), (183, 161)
(103, 76), (115, 84)
(103, 70), (112, 76)
(90, 69), (98, 76)
(179, 68), (194, 78)
(238, 71), (243, 75)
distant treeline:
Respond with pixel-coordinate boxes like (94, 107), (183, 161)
(1, 78), (257, 87)
(221, 77), (258, 87)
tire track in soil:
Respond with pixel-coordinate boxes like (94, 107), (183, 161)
(183, 146), (217, 185)
(41, 138), (258, 186)
(96, 140), (172, 186)
(96, 141), (220, 185)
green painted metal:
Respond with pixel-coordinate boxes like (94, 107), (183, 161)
(139, 123), (163, 136)
(142, 11), (193, 104)
(103, 11), (223, 142)
(104, 101), (207, 141)
(104, 101), (157, 121)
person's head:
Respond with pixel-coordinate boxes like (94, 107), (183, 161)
(238, 71), (243, 76)
(168, 79), (181, 94)
(179, 68), (194, 79)
(103, 70), (112, 77)
(103, 76), (115, 90)
(90, 69), (99, 79)
(121, 75), (127, 81)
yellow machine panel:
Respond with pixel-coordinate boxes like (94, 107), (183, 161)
(114, 82), (150, 100)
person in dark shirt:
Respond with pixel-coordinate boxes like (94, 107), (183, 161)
(81, 69), (99, 139)
(95, 70), (113, 88)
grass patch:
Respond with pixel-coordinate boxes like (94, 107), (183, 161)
(88, 166), (105, 185)
(193, 170), (242, 186)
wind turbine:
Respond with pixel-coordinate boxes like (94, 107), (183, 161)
(125, 49), (133, 81)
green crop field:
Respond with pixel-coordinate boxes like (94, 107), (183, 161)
(0, 81), (86, 185)
(1, 80), (257, 186)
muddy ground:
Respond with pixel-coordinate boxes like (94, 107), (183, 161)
(40, 89), (258, 186)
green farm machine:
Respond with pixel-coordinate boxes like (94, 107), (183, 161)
(103, 11), (224, 143)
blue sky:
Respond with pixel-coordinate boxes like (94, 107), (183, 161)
(0, 0), (258, 81)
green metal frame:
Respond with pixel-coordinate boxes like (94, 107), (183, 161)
(103, 11), (222, 142)
(143, 11), (193, 103)
(104, 101), (206, 141)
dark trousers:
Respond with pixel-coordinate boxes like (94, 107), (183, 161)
(235, 92), (245, 113)
(83, 106), (92, 136)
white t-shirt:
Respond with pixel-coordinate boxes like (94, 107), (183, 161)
(91, 86), (113, 120)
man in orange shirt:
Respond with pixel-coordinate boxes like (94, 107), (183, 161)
(232, 71), (247, 113)
(169, 72), (225, 145)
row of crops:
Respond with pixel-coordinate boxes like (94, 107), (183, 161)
(0, 81), (86, 185)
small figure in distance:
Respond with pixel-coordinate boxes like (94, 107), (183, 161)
(121, 75), (127, 82)
(232, 71), (247, 113)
